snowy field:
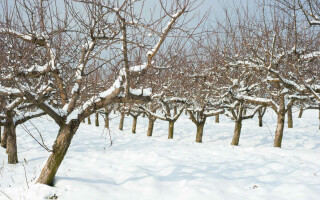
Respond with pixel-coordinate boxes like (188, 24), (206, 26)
(1, 109), (320, 200)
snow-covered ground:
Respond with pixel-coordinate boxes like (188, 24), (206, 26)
(1, 109), (320, 200)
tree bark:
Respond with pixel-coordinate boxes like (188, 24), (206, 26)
(274, 101), (285, 148)
(132, 116), (137, 134)
(298, 108), (303, 118)
(36, 121), (79, 186)
(6, 121), (18, 164)
(287, 106), (293, 128)
(147, 118), (155, 137)
(215, 114), (219, 123)
(258, 116), (263, 127)
(1, 125), (7, 148)
(105, 114), (109, 129)
(168, 121), (174, 139)
(87, 116), (91, 125)
(195, 122), (205, 143)
(231, 119), (242, 146)
(119, 112), (125, 130)
(95, 112), (99, 127)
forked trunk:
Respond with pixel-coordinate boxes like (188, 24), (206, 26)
(147, 118), (155, 137)
(119, 112), (125, 130)
(195, 122), (205, 143)
(274, 102), (285, 148)
(1, 125), (7, 148)
(231, 119), (242, 146)
(298, 108), (303, 118)
(95, 112), (99, 127)
(36, 121), (79, 186)
(287, 106), (293, 128)
(215, 114), (219, 123)
(168, 121), (174, 139)
(132, 116), (137, 134)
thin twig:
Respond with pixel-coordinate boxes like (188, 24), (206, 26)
(0, 189), (12, 200)
(22, 163), (29, 189)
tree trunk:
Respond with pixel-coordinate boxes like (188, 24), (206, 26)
(87, 116), (91, 125)
(82, 119), (85, 123)
(105, 114), (109, 129)
(258, 116), (263, 127)
(287, 106), (293, 128)
(147, 118), (155, 137)
(298, 108), (303, 118)
(215, 114), (219, 123)
(95, 112), (99, 127)
(119, 112), (125, 130)
(185, 108), (187, 115)
(274, 101), (285, 148)
(7, 122), (18, 164)
(1, 126), (7, 148)
(142, 112), (145, 118)
(231, 119), (242, 146)
(36, 121), (79, 186)
(195, 122), (205, 143)
(132, 116), (137, 134)
(168, 121), (174, 139)
(0, 125), (1, 145)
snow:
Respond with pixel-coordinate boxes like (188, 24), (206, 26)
(1, 109), (320, 199)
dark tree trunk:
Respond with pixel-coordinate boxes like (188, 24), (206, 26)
(7, 121), (18, 164)
(258, 107), (266, 127)
(1, 125), (7, 148)
(168, 121), (174, 139)
(142, 112), (145, 118)
(215, 114), (219, 123)
(231, 119), (242, 146)
(95, 112), (99, 127)
(132, 116), (137, 134)
(258, 116), (263, 127)
(287, 106), (293, 128)
(298, 108), (303, 118)
(185, 108), (187, 115)
(147, 118), (155, 137)
(36, 121), (80, 186)
(119, 112), (125, 130)
(195, 122), (205, 143)
(87, 116), (91, 125)
(274, 99), (285, 148)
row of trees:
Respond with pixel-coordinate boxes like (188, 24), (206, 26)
(0, 0), (320, 187)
